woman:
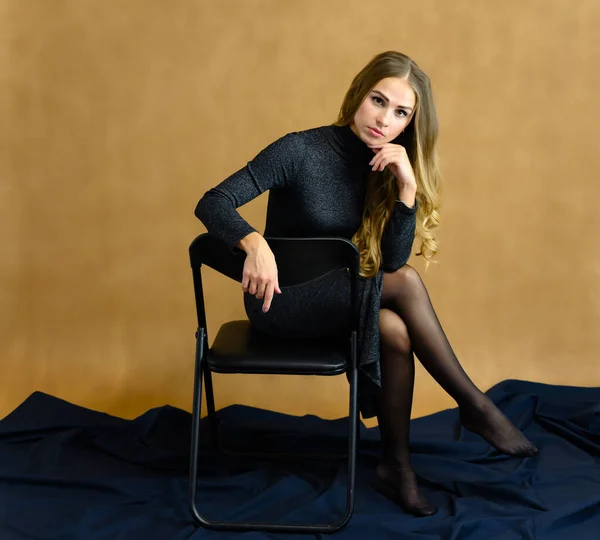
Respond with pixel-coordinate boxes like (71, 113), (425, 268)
(195, 51), (538, 517)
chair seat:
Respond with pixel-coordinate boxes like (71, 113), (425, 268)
(207, 320), (349, 375)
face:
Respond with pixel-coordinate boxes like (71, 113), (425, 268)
(350, 77), (416, 145)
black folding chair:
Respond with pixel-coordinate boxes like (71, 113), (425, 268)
(188, 233), (361, 535)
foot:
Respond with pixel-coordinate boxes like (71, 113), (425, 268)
(459, 397), (538, 457)
(374, 463), (438, 517)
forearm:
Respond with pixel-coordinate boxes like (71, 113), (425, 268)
(237, 231), (264, 254)
(397, 183), (416, 209)
(195, 188), (257, 254)
(380, 195), (418, 271)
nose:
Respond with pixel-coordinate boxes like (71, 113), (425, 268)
(376, 107), (393, 128)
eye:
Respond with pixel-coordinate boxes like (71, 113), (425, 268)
(396, 109), (407, 117)
(371, 96), (384, 106)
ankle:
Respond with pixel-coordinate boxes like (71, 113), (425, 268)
(458, 392), (490, 413)
(379, 456), (413, 472)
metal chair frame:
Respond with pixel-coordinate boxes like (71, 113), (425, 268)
(188, 233), (361, 534)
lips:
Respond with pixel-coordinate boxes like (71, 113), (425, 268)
(369, 127), (384, 136)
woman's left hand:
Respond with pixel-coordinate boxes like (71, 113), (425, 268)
(368, 143), (417, 190)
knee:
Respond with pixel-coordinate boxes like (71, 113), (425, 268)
(381, 264), (424, 310)
(392, 264), (422, 290)
(379, 308), (412, 356)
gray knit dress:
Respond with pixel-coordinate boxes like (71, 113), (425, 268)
(195, 124), (417, 418)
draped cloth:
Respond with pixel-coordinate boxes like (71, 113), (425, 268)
(1, 380), (599, 538)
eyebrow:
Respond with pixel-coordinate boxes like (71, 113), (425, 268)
(371, 90), (413, 112)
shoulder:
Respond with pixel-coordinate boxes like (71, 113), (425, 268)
(256, 125), (332, 166)
(270, 125), (333, 152)
(291, 125), (335, 148)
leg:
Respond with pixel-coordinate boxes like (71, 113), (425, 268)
(375, 308), (437, 516)
(380, 264), (537, 457)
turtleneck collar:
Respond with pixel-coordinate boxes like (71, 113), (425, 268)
(321, 124), (374, 170)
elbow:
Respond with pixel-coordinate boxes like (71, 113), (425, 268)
(195, 189), (231, 223)
(194, 195), (208, 222)
(194, 201), (202, 221)
(380, 248), (411, 273)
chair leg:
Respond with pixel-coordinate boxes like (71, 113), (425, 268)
(339, 330), (359, 530)
(203, 364), (219, 449)
(189, 327), (211, 528)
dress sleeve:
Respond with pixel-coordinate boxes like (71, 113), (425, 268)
(194, 132), (304, 253)
(380, 200), (418, 271)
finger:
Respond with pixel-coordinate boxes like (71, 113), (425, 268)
(370, 147), (391, 165)
(369, 151), (381, 167)
(248, 279), (257, 295)
(275, 281), (282, 294)
(262, 282), (275, 312)
(242, 275), (249, 293)
(255, 281), (267, 300)
(372, 155), (385, 171)
(369, 148), (381, 160)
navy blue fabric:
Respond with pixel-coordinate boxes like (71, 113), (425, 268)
(0, 379), (599, 539)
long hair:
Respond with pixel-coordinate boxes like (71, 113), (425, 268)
(334, 51), (441, 277)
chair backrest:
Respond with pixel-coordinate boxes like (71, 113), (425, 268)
(189, 234), (361, 338)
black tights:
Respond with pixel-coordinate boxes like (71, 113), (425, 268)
(375, 264), (537, 516)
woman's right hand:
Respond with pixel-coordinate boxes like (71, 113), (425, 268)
(241, 237), (282, 313)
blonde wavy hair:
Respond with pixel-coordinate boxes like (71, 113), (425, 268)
(334, 51), (441, 277)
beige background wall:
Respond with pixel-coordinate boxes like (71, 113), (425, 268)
(2, 0), (599, 426)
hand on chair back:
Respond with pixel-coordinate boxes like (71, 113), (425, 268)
(239, 234), (282, 313)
